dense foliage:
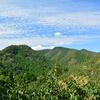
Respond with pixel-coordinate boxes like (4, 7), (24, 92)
(0, 45), (100, 100)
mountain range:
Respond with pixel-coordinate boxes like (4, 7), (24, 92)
(0, 45), (100, 99)
(0, 45), (100, 78)
(0, 45), (100, 67)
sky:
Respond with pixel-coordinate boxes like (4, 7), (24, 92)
(0, 0), (100, 51)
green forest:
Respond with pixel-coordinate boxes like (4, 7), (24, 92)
(0, 45), (100, 100)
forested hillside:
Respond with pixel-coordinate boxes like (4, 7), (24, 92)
(0, 45), (100, 100)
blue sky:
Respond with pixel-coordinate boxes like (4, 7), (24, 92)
(0, 0), (100, 51)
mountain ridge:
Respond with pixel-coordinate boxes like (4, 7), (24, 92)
(0, 45), (100, 99)
(0, 45), (100, 53)
(0, 45), (100, 68)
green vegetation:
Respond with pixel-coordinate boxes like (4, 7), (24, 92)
(0, 45), (100, 100)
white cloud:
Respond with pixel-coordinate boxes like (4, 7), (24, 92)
(0, 35), (100, 50)
(32, 45), (44, 50)
(0, 1), (100, 51)
(0, 23), (22, 36)
(32, 45), (54, 50)
(0, 4), (57, 20)
(37, 12), (100, 26)
(54, 32), (62, 37)
(0, 0), (100, 28)
(1, 1), (100, 27)
(0, 6), (26, 17)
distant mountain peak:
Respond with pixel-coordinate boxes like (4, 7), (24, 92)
(6, 45), (32, 49)
(3, 45), (33, 51)
(1, 45), (35, 56)
(81, 49), (88, 51)
(53, 47), (70, 50)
